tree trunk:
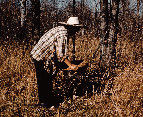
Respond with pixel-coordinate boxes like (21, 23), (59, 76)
(0, 4), (2, 39)
(108, 0), (120, 74)
(31, 0), (40, 41)
(20, 0), (27, 40)
(137, 0), (142, 62)
(99, 0), (109, 71)
(20, 0), (26, 27)
(72, 0), (76, 61)
(100, 0), (120, 75)
(73, 0), (76, 16)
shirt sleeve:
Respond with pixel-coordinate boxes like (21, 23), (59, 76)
(56, 31), (68, 62)
(31, 26), (68, 62)
(30, 31), (55, 61)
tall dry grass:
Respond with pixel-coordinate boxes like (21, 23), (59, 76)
(0, 34), (142, 116)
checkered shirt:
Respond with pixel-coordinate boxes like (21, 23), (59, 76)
(31, 26), (68, 62)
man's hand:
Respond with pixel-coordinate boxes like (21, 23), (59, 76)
(62, 64), (78, 71)
(63, 59), (78, 71)
(70, 64), (78, 71)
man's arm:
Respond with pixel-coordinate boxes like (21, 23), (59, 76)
(62, 58), (78, 71)
(62, 57), (87, 71)
(77, 60), (87, 68)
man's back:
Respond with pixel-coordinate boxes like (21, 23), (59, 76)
(31, 26), (68, 61)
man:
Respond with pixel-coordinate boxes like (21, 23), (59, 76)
(31, 17), (85, 109)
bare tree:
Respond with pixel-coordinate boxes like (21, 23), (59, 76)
(0, 3), (3, 39)
(137, 0), (142, 61)
(99, 0), (109, 71)
(31, 0), (40, 41)
(99, 0), (120, 76)
(20, 0), (27, 27)
(109, 0), (120, 74)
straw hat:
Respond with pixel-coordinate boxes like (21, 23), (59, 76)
(59, 17), (83, 27)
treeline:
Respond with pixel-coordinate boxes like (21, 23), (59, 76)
(0, 0), (142, 43)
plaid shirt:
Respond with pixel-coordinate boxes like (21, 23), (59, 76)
(31, 26), (68, 63)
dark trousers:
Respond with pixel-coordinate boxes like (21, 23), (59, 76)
(33, 59), (54, 107)
(33, 59), (64, 108)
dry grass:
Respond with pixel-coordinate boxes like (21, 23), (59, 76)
(0, 35), (142, 116)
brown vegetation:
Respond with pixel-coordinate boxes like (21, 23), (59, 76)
(0, 34), (142, 116)
(0, 0), (142, 116)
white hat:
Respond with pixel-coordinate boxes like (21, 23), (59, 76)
(59, 17), (83, 27)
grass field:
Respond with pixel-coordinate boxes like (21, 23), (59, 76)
(0, 34), (142, 116)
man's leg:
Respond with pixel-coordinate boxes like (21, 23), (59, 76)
(33, 59), (53, 107)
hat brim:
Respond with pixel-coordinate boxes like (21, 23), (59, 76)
(58, 22), (83, 27)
